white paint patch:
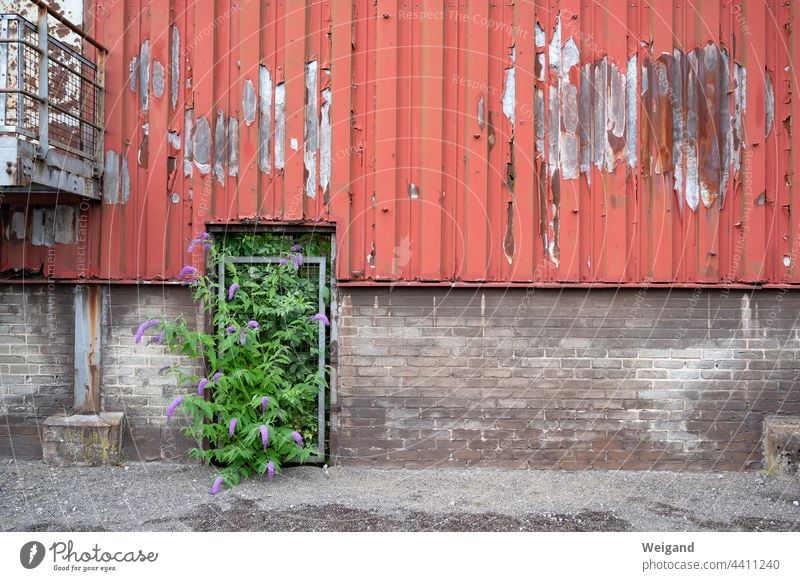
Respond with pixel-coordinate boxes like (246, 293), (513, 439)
(320, 87), (332, 199)
(103, 150), (120, 204)
(228, 117), (239, 177)
(502, 47), (515, 127)
(259, 65), (273, 173)
(304, 60), (319, 198)
(193, 115), (211, 175)
(139, 41), (150, 111)
(535, 22), (546, 48)
(152, 59), (165, 98)
(171, 25), (180, 109)
(626, 54), (638, 169)
(168, 131), (181, 150)
(242, 78), (257, 126)
(290, 137), (299, 151)
(274, 83), (286, 169)
(10, 212), (26, 240)
(783, 255), (791, 267)
(184, 108), (194, 177)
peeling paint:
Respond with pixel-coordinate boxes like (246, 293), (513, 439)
(184, 108), (195, 177)
(733, 63), (747, 175)
(168, 130), (181, 151)
(152, 59), (165, 99)
(138, 123), (149, 168)
(626, 54), (638, 170)
(139, 40), (150, 111)
(243, 78), (257, 126)
(31, 208), (54, 246)
(171, 25), (180, 110)
(274, 83), (286, 169)
(579, 63), (592, 178)
(535, 22), (546, 48)
(10, 212), (25, 240)
(193, 115), (211, 175)
(534, 88), (545, 157)
(214, 110), (228, 184)
(54, 206), (77, 244)
(502, 47), (515, 127)
(408, 182), (419, 199)
(103, 150), (120, 204)
(320, 87), (332, 201)
(129, 56), (138, 92)
(765, 70), (774, 138)
(304, 61), (319, 198)
(558, 37), (579, 180)
(477, 95), (485, 131)
(121, 155), (130, 203)
(258, 66), (273, 173)
(228, 117), (239, 177)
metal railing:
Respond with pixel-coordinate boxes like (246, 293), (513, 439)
(0, 3), (105, 175)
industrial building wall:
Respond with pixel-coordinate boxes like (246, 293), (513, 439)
(333, 288), (800, 470)
(3, 0), (800, 286)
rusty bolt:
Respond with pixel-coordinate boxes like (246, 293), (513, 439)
(383, 12), (390, 18)
(382, 207), (389, 213)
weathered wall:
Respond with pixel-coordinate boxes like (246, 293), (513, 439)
(0, 284), (74, 458)
(333, 288), (800, 470)
(0, 283), (202, 460)
(2, 0), (799, 285)
(101, 285), (203, 461)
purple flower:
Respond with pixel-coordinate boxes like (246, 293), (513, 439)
(203, 243), (212, 251)
(178, 265), (200, 279)
(147, 330), (166, 345)
(261, 396), (270, 413)
(226, 325), (237, 334)
(239, 331), (247, 345)
(211, 476), (224, 496)
(266, 461), (275, 480)
(227, 283), (240, 301)
(228, 418), (238, 437)
(134, 319), (160, 344)
(187, 240), (197, 253)
(197, 377), (209, 396)
(198, 232), (211, 240)
(308, 313), (330, 326)
(290, 431), (303, 447)
(166, 396), (184, 421)
(212, 372), (222, 383)
(260, 425), (269, 448)
(290, 244), (303, 252)
(279, 258), (287, 266)
(247, 320), (260, 329)
(291, 253), (303, 271)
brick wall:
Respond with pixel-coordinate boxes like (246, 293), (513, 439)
(333, 288), (800, 470)
(0, 284), (74, 458)
(0, 284), (203, 460)
(102, 285), (204, 461)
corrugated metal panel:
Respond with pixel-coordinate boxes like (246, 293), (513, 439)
(0, 0), (798, 285)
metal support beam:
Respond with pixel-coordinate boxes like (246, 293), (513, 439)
(36, 4), (48, 158)
(73, 284), (102, 414)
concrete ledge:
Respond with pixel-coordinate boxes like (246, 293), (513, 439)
(764, 416), (800, 479)
(43, 413), (124, 466)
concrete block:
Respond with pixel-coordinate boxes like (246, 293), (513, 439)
(764, 416), (800, 479)
(42, 412), (124, 466)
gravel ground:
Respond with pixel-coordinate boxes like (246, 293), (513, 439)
(1, 460), (799, 532)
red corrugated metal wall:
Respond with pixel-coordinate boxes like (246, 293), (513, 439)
(1, 0), (798, 285)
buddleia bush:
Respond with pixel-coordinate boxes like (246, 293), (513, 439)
(135, 234), (329, 494)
